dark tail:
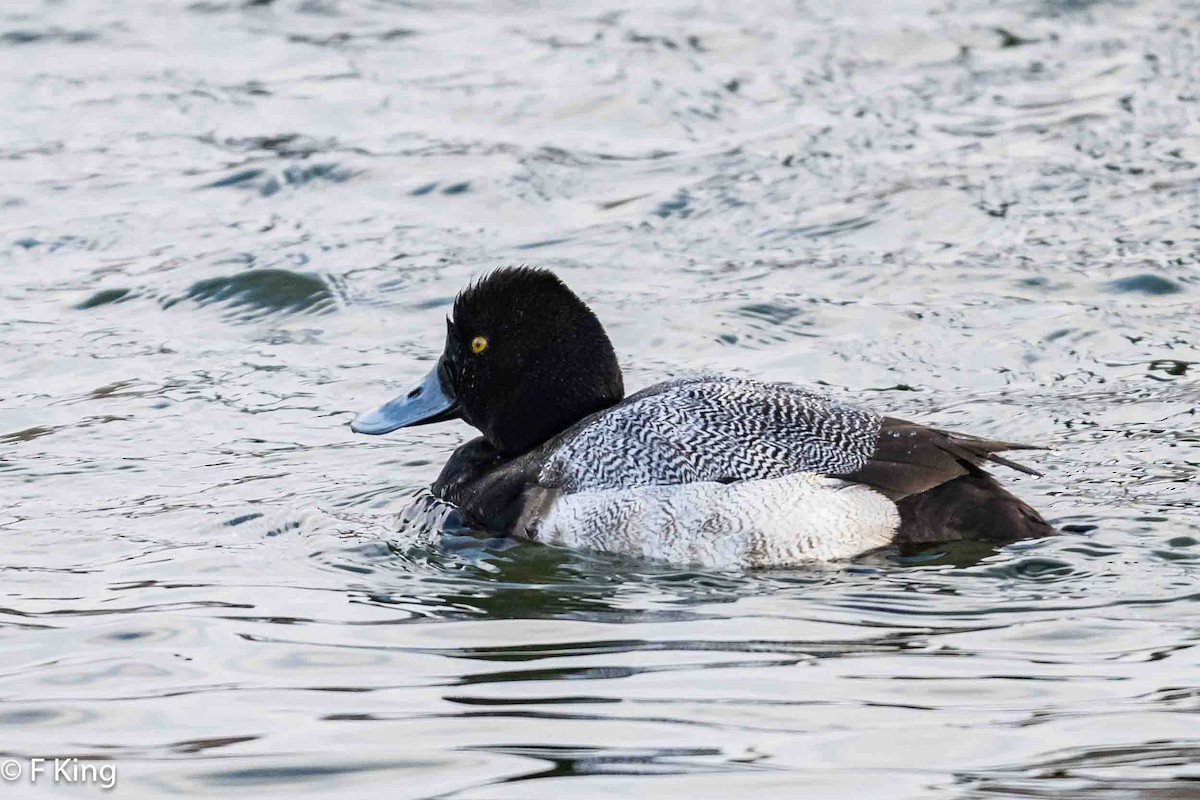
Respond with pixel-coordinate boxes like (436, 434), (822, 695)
(894, 471), (1054, 545)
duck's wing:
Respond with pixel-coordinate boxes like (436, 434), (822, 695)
(539, 376), (1043, 500)
(844, 417), (1045, 501)
(538, 376), (882, 491)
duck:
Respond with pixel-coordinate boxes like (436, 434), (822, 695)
(351, 267), (1053, 568)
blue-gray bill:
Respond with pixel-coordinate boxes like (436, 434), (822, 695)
(350, 362), (459, 435)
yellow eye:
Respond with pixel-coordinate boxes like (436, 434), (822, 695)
(471, 335), (488, 354)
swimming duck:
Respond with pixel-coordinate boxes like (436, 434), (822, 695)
(351, 267), (1052, 568)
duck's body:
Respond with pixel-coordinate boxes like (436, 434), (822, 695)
(352, 268), (1052, 568)
(430, 376), (1049, 568)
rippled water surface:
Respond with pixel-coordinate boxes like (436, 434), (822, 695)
(3, 0), (1199, 796)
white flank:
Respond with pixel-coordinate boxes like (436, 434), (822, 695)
(535, 473), (900, 569)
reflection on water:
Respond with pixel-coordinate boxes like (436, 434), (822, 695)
(2, 0), (1198, 797)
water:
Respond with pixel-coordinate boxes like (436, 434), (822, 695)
(2, 0), (1198, 796)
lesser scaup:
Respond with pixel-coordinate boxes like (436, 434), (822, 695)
(352, 267), (1052, 568)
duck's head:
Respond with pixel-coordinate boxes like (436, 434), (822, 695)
(351, 267), (624, 454)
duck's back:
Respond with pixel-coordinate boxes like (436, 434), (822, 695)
(539, 376), (881, 491)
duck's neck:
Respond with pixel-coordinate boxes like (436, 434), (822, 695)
(480, 384), (623, 455)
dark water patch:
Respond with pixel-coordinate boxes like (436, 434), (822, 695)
(894, 540), (1005, 568)
(75, 287), (135, 310)
(443, 182), (470, 195)
(1041, 0), (1110, 13)
(445, 694), (617, 706)
(516, 237), (572, 250)
(956, 741), (1200, 798)
(453, 660), (743, 687)
(229, 80), (271, 96)
(200, 760), (422, 788)
(276, 163), (355, 195)
(186, 1), (234, 12)
(202, 163), (355, 196)
(738, 303), (803, 327)
(410, 295), (454, 310)
(0, 709), (60, 726)
(188, 0), (279, 12)
(1155, 548), (1198, 562)
(1154, 530), (1199, 560)
(0, 29), (97, 46)
(212, 252), (255, 267)
(296, 0), (338, 15)
(205, 168), (264, 188)
(993, 27), (1040, 49)
(992, 557), (1083, 582)
(288, 28), (416, 47)
(465, 743), (742, 779)
(863, 384), (917, 392)
(436, 637), (878, 664)
(162, 269), (337, 320)
(768, 205), (886, 240)
(266, 520), (303, 537)
(78, 380), (147, 402)
(289, 32), (352, 47)
(1107, 274), (1184, 296)
(1148, 359), (1191, 378)
(6, 234), (97, 254)
(720, 302), (817, 348)
(655, 191), (692, 219)
(347, 565), (651, 623)
(377, 28), (417, 41)
(1061, 542), (1119, 559)
(1, 425), (58, 445)
(217, 133), (337, 158)
(169, 735), (260, 754)
(599, 192), (653, 210)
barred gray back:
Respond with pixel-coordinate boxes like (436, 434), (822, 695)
(540, 377), (882, 492)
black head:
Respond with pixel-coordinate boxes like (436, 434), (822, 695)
(351, 267), (624, 454)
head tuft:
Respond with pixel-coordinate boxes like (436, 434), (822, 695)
(452, 267), (577, 329)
